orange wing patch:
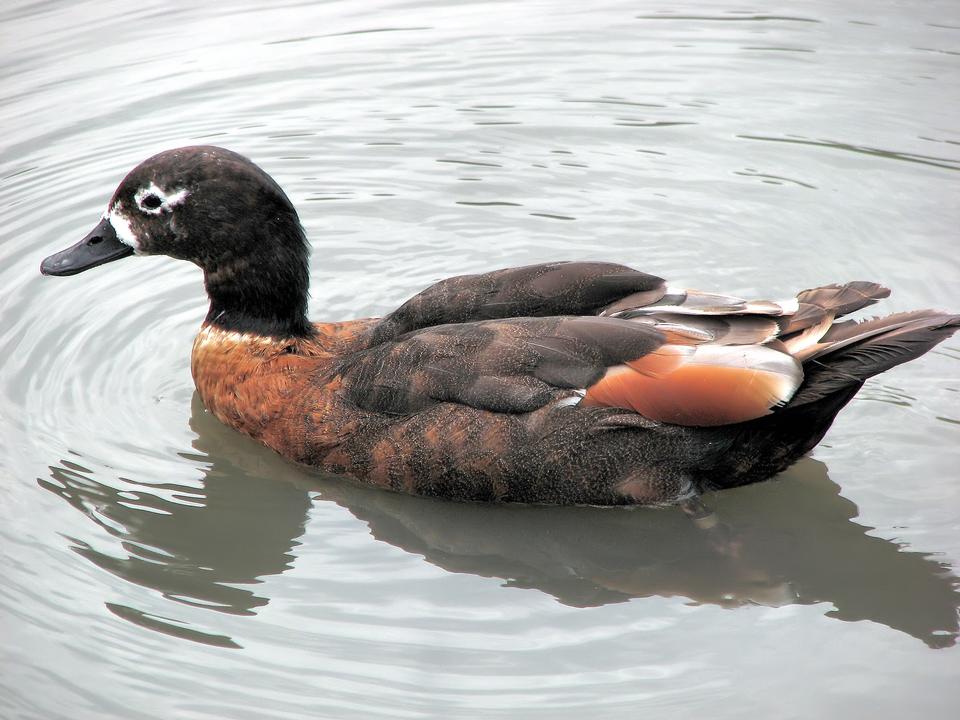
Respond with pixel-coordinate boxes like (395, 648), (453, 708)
(583, 344), (803, 426)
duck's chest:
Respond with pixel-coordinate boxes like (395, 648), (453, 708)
(190, 326), (336, 455)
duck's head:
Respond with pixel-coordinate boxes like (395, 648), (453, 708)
(41, 146), (313, 337)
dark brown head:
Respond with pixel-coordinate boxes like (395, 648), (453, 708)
(41, 146), (313, 337)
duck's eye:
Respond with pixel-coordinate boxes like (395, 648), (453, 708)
(136, 186), (189, 213)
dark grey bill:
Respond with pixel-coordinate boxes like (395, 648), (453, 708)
(40, 217), (134, 276)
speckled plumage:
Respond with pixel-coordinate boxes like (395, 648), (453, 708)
(41, 146), (960, 505)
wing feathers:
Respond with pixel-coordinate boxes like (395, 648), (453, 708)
(624, 345), (694, 378)
(358, 266), (930, 427)
(630, 313), (781, 345)
(781, 311), (835, 359)
(620, 288), (790, 317)
(796, 281), (890, 317)
(375, 261), (666, 341)
(583, 344), (803, 426)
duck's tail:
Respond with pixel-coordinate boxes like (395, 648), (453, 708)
(787, 309), (960, 407)
(704, 305), (959, 491)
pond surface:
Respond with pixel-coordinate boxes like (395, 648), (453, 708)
(2, 0), (959, 717)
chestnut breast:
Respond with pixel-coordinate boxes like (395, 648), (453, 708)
(190, 319), (378, 460)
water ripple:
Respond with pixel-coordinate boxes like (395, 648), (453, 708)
(3, 0), (960, 718)
(738, 134), (960, 172)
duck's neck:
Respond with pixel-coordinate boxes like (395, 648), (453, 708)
(201, 228), (314, 339)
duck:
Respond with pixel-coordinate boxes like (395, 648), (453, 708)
(40, 145), (960, 506)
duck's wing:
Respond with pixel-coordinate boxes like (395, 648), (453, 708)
(372, 262), (888, 347)
(370, 262), (667, 342)
(341, 314), (805, 426)
(346, 279), (894, 426)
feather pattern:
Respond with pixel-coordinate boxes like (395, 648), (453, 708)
(583, 344), (802, 426)
(342, 268), (948, 428)
(346, 267), (911, 428)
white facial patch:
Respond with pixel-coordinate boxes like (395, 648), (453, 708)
(105, 204), (140, 251)
(134, 182), (190, 215)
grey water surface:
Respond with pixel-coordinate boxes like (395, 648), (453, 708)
(2, 1), (959, 718)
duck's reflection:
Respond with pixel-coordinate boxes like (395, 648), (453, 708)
(40, 393), (960, 648)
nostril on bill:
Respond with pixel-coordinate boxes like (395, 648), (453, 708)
(88, 236), (103, 245)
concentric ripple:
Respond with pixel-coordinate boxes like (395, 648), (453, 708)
(2, 1), (959, 719)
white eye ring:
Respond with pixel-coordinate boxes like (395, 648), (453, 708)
(135, 183), (189, 215)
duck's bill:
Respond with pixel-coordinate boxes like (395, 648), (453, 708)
(40, 218), (133, 276)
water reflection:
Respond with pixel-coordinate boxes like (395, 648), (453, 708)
(315, 460), (960, 649)
(40, 394), (960, 649)
(38, 403), (312, 646)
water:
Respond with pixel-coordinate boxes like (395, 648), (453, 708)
(2, 0), (959, 717)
